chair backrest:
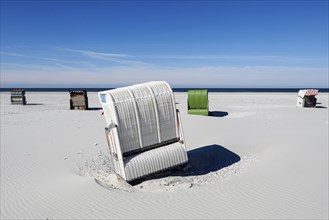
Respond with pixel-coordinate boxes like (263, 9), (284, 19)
(99, 81), (179, 156)
(188, 90), (208, 110)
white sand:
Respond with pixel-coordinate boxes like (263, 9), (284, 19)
(1, 92), (328, 219)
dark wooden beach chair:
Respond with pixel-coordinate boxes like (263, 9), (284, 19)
(69, 90), (88, 110)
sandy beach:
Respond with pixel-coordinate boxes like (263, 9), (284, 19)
(1, 91), (328, 219)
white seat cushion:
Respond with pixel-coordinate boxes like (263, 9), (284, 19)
(124, 142), (188, 181)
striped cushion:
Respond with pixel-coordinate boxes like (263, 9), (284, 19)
(123, 142), (188, 181)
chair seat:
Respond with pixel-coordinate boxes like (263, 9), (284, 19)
(188, 109), (209, 116)
(124, 142), (188, 181)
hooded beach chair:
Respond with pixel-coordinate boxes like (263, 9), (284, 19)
(98, 81), (188, 182)
(11, 90), (27, 105)
(187, 89), (209, 116)
(69, 90), (88, 110)
(296, 89), (318, 108)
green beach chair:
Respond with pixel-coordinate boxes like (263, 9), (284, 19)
(187, 90), (209, 116)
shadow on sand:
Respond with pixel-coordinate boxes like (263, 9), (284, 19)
(26, 103), (44, 106)
(209, 111), (229, 117)
(130, 144), (240, 185)
(88, 107), (102, 111)
(315, 102), (327, 108)
(182, 144), (241, 176)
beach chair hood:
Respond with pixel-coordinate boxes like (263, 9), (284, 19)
(298, 89), (318, 98)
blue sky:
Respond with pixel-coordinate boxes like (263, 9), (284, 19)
(1, 0), (328, 88)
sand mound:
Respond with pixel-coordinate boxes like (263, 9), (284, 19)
(75, 146), (257, 193)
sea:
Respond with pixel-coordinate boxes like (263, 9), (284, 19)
(0, 88), (328, 93)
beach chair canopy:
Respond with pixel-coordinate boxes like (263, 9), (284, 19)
(296, 89), (318, 108)
(298, 89), (318, 98)
(187, 89), (209, 116)
(99, 81), (188, 182)
(69, 90), (88, 110)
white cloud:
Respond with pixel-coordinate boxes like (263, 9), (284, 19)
(61, 48), (128, 58)
(61, 48), (150, 66)
(1, 49), (327, 87)
(140, 54), (327, 63)
(1, 65), (328, 88)
(1, 51), (95, 67)
(55, 63), (74, 69)
(145, 54), (283, 60)
(1, 51), (61, 62)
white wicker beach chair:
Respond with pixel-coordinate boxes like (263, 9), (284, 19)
(98, 81), (188, 182)
(296, 89), (318, 107)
